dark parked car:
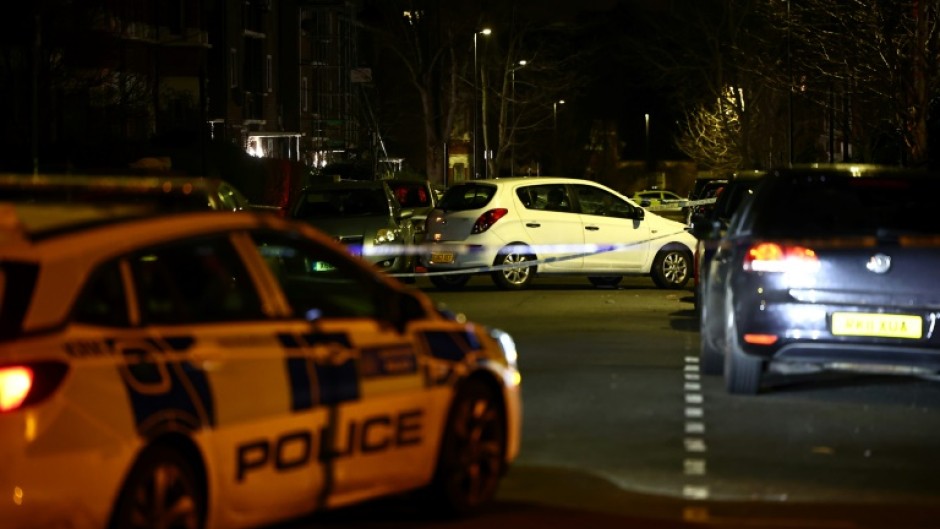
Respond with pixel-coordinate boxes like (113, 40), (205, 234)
(287, 179), (417, 278)
(699, 164), (940, 394)
(691, 171), (766, 313)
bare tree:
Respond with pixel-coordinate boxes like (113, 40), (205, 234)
(359, 1), (480, 185)
(755, 0), (940, 166)
(479, 14), (589, 177)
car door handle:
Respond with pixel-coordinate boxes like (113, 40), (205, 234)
(585, 226), (600, 231)
(526, 222), (541, 228)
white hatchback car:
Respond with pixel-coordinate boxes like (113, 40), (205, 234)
(423, 177), (697, 290)
(0, 204), (521, 529)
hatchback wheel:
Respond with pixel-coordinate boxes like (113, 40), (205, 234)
(724, 316), (764, 395)
(651, 249), (691, 289)
(491, 247), (534, 290)
(110, 445), (204, 529)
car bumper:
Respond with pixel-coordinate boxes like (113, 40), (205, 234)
(423, 243), (498, 272)
(733, 299), (940, 373)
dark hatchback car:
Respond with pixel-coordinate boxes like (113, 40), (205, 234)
(691, 171), (766, 313)
(700, 165), (940, 395)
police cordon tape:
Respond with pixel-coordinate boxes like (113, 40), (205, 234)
(643, 197), (717, 211)
(362, 229), (696, 278)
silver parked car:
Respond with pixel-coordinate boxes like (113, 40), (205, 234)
(287, 179), (417, 278)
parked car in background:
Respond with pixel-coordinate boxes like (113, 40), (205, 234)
(685, 178), (729, 225)
(0, 205), (521, 529)
(423, 177), (696, 291)
(386, 179), (438, 244)
(632, 188), (687, 223)
(691, 171), (766, 314)
(699, 164), (940, 395)
(0, 173), (253, 212)
(287, 179), (417, 278)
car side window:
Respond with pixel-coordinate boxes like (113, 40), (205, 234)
(250, 232), (380, 321)
(518, 185), (572, 212)
(574, 185), (634, 219)
(129, 235), (265, 324)
(73, 260), (129, 327)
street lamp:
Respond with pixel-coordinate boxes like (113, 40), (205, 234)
(644, 113), (650, 162)
(510, 59), (528, 176)
(472, 27), (492, 179)
(553, 99), (565, 131)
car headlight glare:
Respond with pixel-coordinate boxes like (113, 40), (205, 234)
(490, 328), (518, 369)
(374, 229), (398, 244)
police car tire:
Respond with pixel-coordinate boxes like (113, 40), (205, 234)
(430, 379), (507, 516)
(109, 445), (205, 529)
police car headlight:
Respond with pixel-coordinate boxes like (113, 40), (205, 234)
(490, 328), (518, 369)
(375, 229), (399, 244)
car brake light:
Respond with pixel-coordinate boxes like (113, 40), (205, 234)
(0, 367), (33, 412)
(743, 242), (819, 273)
(0, 362), (68, 413)
(472, 208), (509, 234)
(744, 334), (779, 345)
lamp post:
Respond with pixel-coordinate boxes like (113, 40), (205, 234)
(553, 99), (565, 174)
(472, 28), (491, 179)
(553, 99), (565, 130)
(644, 113), (650, 162)
(510, 59), (527, 177)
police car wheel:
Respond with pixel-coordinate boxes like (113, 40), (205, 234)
(430, 273), (471, 290)
(431, 379), (506, 516)
(651, 249), (691, 289)
(110, 445), (204, 529)
(491, 247), (534, 290)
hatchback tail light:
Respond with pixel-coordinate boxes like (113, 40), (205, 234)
(472, 208), (509, 234)
(743, 242), (820, 273)
(0, 362), (69, 413)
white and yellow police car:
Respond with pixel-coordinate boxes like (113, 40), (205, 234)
(0, 204), (521, 529)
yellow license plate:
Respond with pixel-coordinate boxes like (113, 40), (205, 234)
(831, 312), (922, 339)
(431, 252), (455, 264)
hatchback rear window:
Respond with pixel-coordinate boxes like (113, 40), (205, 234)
(437, 184), (496, 211)
(752, 174), (940, 237)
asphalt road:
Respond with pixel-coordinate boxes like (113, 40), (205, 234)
(280, 275), (940, 529)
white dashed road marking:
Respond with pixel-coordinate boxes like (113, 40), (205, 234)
(682, 356), (710, 514)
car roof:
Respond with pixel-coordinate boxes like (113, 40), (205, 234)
(0, 209), (354, 330)
(302, 179), (389, 190)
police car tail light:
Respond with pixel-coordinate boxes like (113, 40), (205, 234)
(472, 208), (509, 234)
(743, 242), (819, 274)
(0, 362), (68, 412)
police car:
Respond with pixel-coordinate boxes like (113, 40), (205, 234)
(0, 204), (521, 529)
